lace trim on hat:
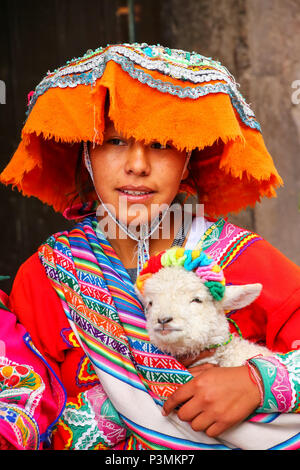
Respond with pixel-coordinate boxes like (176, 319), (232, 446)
(27, 44), (260, 131)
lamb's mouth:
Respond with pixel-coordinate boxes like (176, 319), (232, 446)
(154, 327), (182, 336)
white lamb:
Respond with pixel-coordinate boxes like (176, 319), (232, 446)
(135, 258), (271, 367)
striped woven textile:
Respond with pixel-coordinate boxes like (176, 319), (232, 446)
(38, 215), (300, 450)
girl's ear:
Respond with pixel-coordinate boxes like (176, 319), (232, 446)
(220, 283), (262, 312)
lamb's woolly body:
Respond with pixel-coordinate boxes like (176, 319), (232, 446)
(211, 337), (270, 367)
(138, 265), (271, 367)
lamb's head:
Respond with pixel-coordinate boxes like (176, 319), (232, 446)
(135, 247), (262, 358)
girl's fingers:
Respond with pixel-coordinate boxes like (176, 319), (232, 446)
(190, 411), (215, 433)
(176, 397), (203, 422)
(205, 421), (232, 438)
(162, 383), (194, 416)
(188, 363), (217, 376)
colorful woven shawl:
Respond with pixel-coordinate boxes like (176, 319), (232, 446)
(38, 216), (300, 450)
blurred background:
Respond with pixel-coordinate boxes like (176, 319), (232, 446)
(0, 0), (300, 294)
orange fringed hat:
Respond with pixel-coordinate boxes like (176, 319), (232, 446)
(0, 43), (282, 217)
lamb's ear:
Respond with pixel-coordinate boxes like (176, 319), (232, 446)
(220, 283), (262, 311)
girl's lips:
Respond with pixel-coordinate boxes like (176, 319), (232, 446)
(117, 189), (156, 202)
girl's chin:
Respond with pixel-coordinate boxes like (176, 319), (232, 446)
(117, 199), (171, 224)
(96, 192), (175, 228)
(119, 215), (155, 228)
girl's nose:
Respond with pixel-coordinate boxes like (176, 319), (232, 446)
(125, 142), (150, 176)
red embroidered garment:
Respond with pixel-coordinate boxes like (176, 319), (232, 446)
(0, 290), (65, 450)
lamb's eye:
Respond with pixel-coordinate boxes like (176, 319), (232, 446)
(145, 301), (152, 312)
(191, 298), (202, 304)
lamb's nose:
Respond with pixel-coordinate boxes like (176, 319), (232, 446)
(158, 316), (173, 325)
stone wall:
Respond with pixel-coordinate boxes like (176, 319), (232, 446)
(160, 0), (300, 264)
(247, 0), (300, 263)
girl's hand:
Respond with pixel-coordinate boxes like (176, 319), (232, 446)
(162, 365), (261, 438)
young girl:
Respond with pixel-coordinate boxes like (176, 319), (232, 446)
(0, 43), (300, 450)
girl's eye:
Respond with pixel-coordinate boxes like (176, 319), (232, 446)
(107, 138), (126, 146)
(191, 298), (202, 304)
(150, 142), (170, 150)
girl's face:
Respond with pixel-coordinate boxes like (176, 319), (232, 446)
(89, 120), (189, 226)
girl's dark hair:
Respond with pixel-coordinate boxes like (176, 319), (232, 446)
(65, 142), (95, 208)
(65, 91), (110, 209)
(76, 142), (94, 201)
(184, 140), (225, 204)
